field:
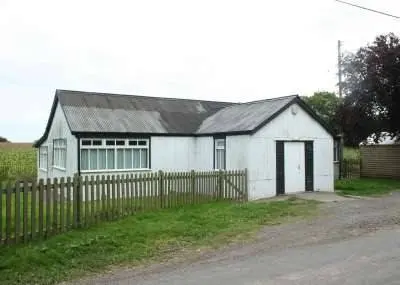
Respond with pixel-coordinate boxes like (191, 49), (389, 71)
(0, 143), (36, 186)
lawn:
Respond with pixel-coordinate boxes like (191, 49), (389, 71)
(0, 198), (319, 285)
(0, 143), (36, 185)
(335, 178), (400, 196)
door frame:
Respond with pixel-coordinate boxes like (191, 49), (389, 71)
(276, 140), (314, 195)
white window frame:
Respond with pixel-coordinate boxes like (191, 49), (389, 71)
(214, 138), (226, 170)
(80, 138), (150, 173)
(53, 138), (67, 170)
(39, 145), (48, 171)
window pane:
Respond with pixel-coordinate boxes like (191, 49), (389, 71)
(116, 140), (125, 146)
(107, 149), (115, 169)
(125, 149), (133, 169)
(93, 140), (102, 146)
(82, 140), (91, 146)
(216, 149), (225, 169)
(117, 149), (124, 169)
(216, 140), (225, 148)
(81, 149), (89, 170)
(138, 140), (147, 146)
(106, 140), (115, 146)
(89, 149), (98, 170)
(140, 149), (148, 168)
(62, 149), (66, 168)
(99, 149), (107, 169)
(55, 149), (59, 166)
(129, 140), (137, 146)
(133, 149), (140, 168)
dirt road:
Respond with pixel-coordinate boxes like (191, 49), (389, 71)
(68, 193), (400, 285)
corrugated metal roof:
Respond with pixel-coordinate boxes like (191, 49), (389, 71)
(34, 89), (336, 147)
(57, 90), (233, 134)
(196, 95), (297, 134)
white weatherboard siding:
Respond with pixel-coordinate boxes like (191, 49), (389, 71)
(226, 135), (249, 170)
(37, 102), (77, 181)
(151, 137), (195, 171)
(248, 103), (334, 200)
(194, 136), (213, 170)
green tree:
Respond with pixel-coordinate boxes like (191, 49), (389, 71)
(302, 91), (341, 132)
(338, 33), (400, 146)
(0, 136), (9, 143)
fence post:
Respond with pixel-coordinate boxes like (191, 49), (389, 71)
(244, 168), (249, 201)
(159, 170), (164, 208)
(73, 174), (82, 228)
(218, 170), (223, 200)
(191, 170), (195, 204)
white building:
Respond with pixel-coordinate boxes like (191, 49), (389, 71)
(34, 89), (339, 200)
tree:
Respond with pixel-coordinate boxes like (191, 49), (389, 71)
(302, 91), (341, 132)
(339, 33), (400, 146)
(0, 137), (9, 143)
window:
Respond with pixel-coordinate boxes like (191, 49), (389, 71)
(334, 140), (340, 162)
(214, 138), (226, 170)
(80, 138), (150, 171)
(39, 146), (48, 171)
(53, 139), (67, 169)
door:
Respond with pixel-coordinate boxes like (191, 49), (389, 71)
(284, 142), (305, 193)
(276, 141), (285, 195)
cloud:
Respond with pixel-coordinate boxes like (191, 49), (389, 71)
(0, 0), (399, 141)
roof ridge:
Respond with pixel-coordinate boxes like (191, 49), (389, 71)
(56, 89), (235, 105)
(242, 94), (299, 105)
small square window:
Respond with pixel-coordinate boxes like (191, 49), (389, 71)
(106, 140), (116, 146)
(129, 140), (138, 146)
(82, 140), (91, 146)
(138, 140), (147, 146)
(92, 140), (102, 146)
(116, 140), (125, 146)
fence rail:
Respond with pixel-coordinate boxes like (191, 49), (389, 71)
(0, 169), (247, 245)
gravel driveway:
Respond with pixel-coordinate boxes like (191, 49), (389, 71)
(66, 192), (400, 285)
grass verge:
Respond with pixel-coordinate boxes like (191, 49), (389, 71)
(0, 198), (318, 285)
(335, 178), (400, 197)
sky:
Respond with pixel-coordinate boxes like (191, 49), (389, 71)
(0, 0), (399, 142)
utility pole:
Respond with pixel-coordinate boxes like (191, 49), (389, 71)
(337, 40), (343, 98)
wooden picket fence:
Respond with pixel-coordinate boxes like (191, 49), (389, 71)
(0, 169), (248, 245)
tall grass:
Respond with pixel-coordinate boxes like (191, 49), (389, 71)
(0, 143), (36, 185)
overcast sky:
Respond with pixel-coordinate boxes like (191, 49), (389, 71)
(0, 0), (399, 142)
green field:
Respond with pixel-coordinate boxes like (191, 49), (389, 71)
(0, 198), (319, 285)
(0, 143), (36, 185)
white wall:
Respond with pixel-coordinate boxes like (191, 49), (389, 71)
(37, 102), (78, 181)
(194, 136), (213, 170)
(151, 136), (195, 171)
(226, 135), (249, 170)
(248, 103), (334, 200)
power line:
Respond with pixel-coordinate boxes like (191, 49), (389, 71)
(335, 0), (400, 19)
